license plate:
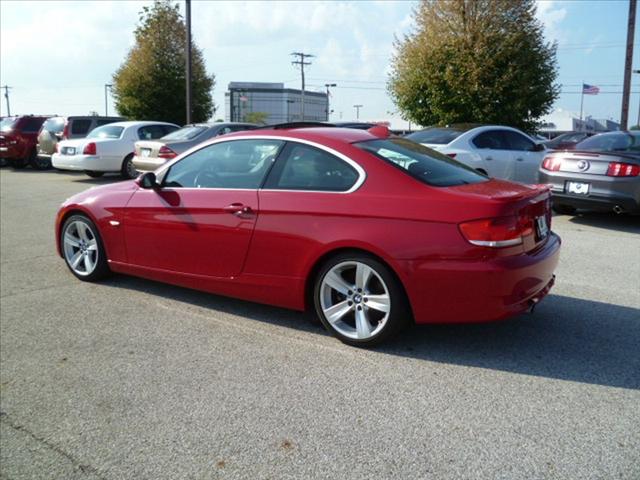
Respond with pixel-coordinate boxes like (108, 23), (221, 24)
(535, 215), (549, 240)
(566, 181), (589, 195)
(141, 148), (151, 157)
(63, 147), (76, 155)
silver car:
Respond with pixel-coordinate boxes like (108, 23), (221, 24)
(538, 131), (640, 215)
(133, 122), (256, 172)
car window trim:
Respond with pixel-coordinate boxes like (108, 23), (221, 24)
(155, 135), (366, 194)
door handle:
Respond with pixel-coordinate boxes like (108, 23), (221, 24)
(485, 156), (493, 161)
(516, 158), (524, 162)
(223, 203), (253, 216)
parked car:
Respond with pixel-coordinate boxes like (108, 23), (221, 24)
(0, 115), (50, 168)
(405, 124), (546, 184)
(55, 125), (559, 347)
(52, 121), (179, 179)
(539, 131), (640, 215)
(133, 122), (255, 172)
(544, 131), (596, 151)
(36, 116), (124, 170)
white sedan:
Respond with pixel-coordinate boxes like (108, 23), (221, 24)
(405, 124), (547, 184)
(52, 121), (179, 178)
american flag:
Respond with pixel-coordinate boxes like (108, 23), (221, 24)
(582, 84), (600, 95)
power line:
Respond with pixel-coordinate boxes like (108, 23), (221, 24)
(291, 52), (314, 121)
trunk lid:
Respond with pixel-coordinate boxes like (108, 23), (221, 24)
(135, 140), (165, 159)
(547, 150), (640, 176)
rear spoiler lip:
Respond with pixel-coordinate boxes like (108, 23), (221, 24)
(550, 149), (640, 162)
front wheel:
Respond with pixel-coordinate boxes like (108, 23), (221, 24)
(61, 215), (110, 281)
(314, 253), (410, 346)
(121, 153), (138, 179)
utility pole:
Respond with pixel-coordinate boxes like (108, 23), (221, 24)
(2, 85), (11, 116)
(634, 69), (640, 127)
(324, 83), (336, 121)
(621, 0), (636, 130)
(104, 84), (112, 116)
(185, 0), (193, 124)
(353, 104), (363, 120)
(291, 52), (314, 121)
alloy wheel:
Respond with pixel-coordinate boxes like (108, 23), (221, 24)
(63, 220), (99, 276)
(319, 261), (391, 340)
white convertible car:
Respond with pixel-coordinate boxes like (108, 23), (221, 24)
(52, 121), (178, 178)
(405, 124), (547, 184)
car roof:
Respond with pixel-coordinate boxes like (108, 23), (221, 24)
(227, 126), (378, 144)
(100, 121), (178, 128)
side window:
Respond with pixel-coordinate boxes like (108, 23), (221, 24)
(163, 139), (284, 189)
(162, 125), (179, 136)
(265, 143), (359, 192)
(472, 131), (508, 150)
(503, 131), (535, 151)
(95, 119), (116, 127)
(71, 119), (92, 135)
(217, 126), (233, 136)
(21, 117), (46, 133)
(138, 125), (168, 140)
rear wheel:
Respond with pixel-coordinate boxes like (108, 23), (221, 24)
(30, 150), (51, 170)
(84, 170), (105, 178)
(314, 253), (410, 347)
(121, 153), (138, 179)
(61, 214), (110, 281)
(553, 204), (576, 215)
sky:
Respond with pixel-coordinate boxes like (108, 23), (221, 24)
(0, 0), (638, 129)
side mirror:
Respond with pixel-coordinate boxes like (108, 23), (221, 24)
(532, 143), (545, 152)
(138, 172), (159, 189)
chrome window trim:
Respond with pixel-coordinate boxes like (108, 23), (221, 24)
(155, 135), (367, 194)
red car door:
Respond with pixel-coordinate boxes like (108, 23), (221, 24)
(123, 138), (284, 278)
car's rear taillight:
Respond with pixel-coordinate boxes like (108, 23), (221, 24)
(158, 145), (177, 159)
(459, 215), (533, 248)
(606, 162), (640, 177)
(83, 142), (96, 155)
(62, 121), (70, 140)
(541, 156), (562, 171)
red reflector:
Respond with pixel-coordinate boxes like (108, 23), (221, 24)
(62, 121), (70, 140)
(542, 156), (562, 171)
(606, 162), (640, 177)
(459, 215), (533, 248)
(83, 142), (96, 155)
(158, 145), (177, 159)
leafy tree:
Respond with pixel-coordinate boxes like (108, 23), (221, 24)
(244, 111), (269, 125)
(112, 0), (215, 125)
(388, 0), (559, 132)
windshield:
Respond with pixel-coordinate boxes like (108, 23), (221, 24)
(42, 117), (65, 134)
(405, 127), (467, 145)
(87, 125), (124, 139)
(161, 125), (208, 141)
(355, 138), (487, 187)
(575, 132), (640, 152)
(0, 117), (17, 132)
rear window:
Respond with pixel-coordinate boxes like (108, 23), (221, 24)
(42, 117), (65, 134)
(355, 138), (487, 187)
(405, 127), (466, 145)
(162, 125), (208, 141)
(575, 132), (640, 152)
(87, 125), (124, 139)
(21, 117), (46, 133)
(71, 119), (92, 135)
(0, 117), (17, 132)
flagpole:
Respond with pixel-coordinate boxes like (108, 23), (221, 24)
(579, 82), (584, 131)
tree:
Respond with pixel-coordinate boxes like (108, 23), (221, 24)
(112, 0), (215, 125)
(388, 0), (559, 132)
(244, 111), (269, 125)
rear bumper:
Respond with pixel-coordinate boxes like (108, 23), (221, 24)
(52, 153), (119, 172)
(402, 232), (561, 324)
(132, 155), (167, 172)
(0, 145), (24, 159)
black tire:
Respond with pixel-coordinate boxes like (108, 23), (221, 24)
(30, 150), (52, 170)
(553, 204), (577, 215)
(121, 153), (138, 179)
(84, 170), (105, 178)
(313, 252), (411, 347)
(8, 157), (27, 169)
(60, 214), (110, 282)
(0, 158), (7, 167)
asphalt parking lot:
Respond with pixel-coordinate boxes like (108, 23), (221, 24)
(0, 168), (639, 480)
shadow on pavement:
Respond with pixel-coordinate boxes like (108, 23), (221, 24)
(102, 275), (640, 390)
(567, 211), (640, 234)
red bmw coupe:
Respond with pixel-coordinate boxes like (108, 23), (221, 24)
(56, 125), (560, 346)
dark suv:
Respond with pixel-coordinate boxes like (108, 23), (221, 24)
(36, 116), (124, 169)
(0, 115), (50, 168)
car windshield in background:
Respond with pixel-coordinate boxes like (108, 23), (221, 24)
(355, 138), (487, 187)
(42, 117), (65, 133)
(0, 117), (17, 132)
(162, 125), (208, 141)
(575, 132), (640, 152)
(87, 125), (124, 139)
(405, 127), (467, 145)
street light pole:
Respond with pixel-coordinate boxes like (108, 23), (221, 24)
(353, 104), (363, 120)
(104, 84), (112, 116)
(324, 83), (336, 121)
